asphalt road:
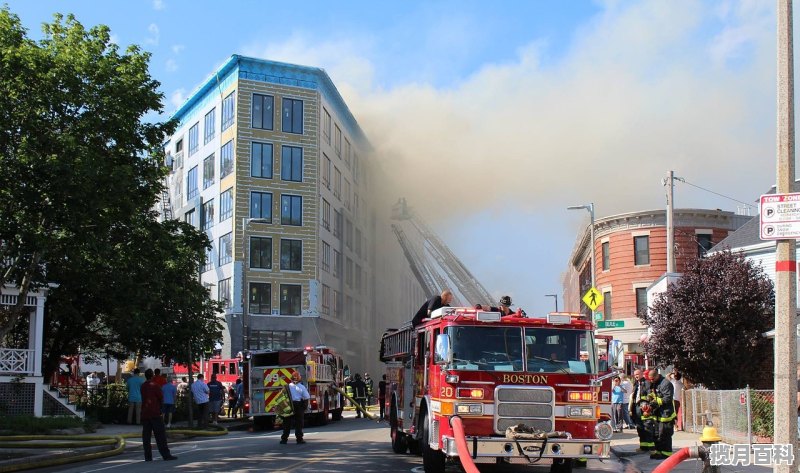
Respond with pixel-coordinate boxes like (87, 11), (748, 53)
(41, 414), (628, 473)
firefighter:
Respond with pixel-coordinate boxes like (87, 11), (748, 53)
(364, 373), (374, 405)
(645, 369), (676, 460)
(344, 376), (353, 407)
(629, 369), (655, 452)
(351, 373), (368, 418)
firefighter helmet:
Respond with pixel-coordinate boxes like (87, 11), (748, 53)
(500, 295), (512, 306)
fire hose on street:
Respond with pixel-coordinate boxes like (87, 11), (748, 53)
(330, 386), (377, 420)
(449, 416), (480, 473)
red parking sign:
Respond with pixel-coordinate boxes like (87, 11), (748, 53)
(739, 392), (746, 405)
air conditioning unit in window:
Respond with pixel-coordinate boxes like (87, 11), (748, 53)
(271, 309), (279, 315)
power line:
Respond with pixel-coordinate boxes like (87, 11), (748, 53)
(676, 179), (756, 209)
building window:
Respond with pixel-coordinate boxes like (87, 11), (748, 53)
(219, 188), (232, 222)
(250, 191), (272, 221)
(203, 154), (215, 189)
(333, 290), (341, 318)
(204, 108), (216, 144)
(280, 146), (303, 182)
(188, 122), (199, 156)
(202, 199), (214, 230)
(323, 108), (331, 144)
(249, 330), (299, 350)
(344, 179), (351, 209)
(635, 287), (648, 317)
(345, 219), (353, 250)
(249, 282), (271, 314)
(321, 240), (330, 272)
(353, 153), (360, 183)
(184, 209), (195, 227)
(603, 291), (612, 318)
(280, 239), (302, 271)
(602, 241), (610, 271)
(250, 237), (272, 269)
(222, 91), (235, 131)
(634, 235), (650, 265)
(345, 257), (353, 287)
(333, 210), (342, 239)
(175, 138), (183, 153)
(220, 140), (233, 179)
(218, 232), (232, 265)
(321, 284), (330, 314)
(334, 124), (341, 156)
(333, 167), (341, 200)
(355, 264), (362, 291)
(280, 284), (301, 315)
(322, 154), (331, 189)
(281, 97), (303, 134)
(281, 195), (302, 226)
(202, 245), (213, 273)
(697, 234), (713, 258)
(252, 93), (274, 130)
(187, 166), (198, 200)
(355, 228), (362, 257)
(251, 142), (273, 178)
(321, 199), (330, 230)
(218, 277), (231, 308)
(333, 249), (342, 278)
(344, 138), (351, 168)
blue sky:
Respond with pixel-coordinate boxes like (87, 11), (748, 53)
(6, 0), (784, 316)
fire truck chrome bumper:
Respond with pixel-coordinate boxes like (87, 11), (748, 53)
(441, 436), (611, 460)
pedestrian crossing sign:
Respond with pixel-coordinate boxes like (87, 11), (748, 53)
(582, 287), (604, 311)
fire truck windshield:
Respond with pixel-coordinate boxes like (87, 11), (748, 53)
(444, 326), (597, 374)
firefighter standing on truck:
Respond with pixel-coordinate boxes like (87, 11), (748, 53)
(645, 369), (676, 460)
(629, 368), (655, 452)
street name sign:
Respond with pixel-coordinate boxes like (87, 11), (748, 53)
(760, 193), (800, 239)
(582, 287), (603, 311)
(597, 320), (624, 329)
(594, 312), (603, 321)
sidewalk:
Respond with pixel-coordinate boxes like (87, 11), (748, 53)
(610, 429), (774, 473)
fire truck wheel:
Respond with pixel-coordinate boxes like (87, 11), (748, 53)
(332, 407), (343, 421)
(550, 458), (574, 473)
(421, 412), (445, 473)
(407, 439), (422, 455)
(390, 401), (408, 454)
(318, 396), (329, 425)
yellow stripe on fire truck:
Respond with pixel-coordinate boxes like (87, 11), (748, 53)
(263, 368), (298, 387)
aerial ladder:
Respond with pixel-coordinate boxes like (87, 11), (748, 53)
(390, 198), (494, 308)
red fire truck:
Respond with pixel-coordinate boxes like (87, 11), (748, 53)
(244, 346), (346, 430)
(172, 357), (242, 386)
(380, 307), (613, 473)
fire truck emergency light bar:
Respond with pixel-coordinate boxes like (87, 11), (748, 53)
(430, 307), (502, 322)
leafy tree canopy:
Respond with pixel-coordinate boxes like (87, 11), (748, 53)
(640, 250), (774, 389)
(0, 9), (221, 376)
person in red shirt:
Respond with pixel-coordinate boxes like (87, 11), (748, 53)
(140, 368), (178, 462)
(152, 368), (167, 388)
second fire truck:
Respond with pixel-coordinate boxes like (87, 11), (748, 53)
(244, 346), (346, 430)
(380, 307), (613, 473)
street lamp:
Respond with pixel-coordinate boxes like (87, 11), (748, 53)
(242, 217), (270, 353)
(567, 203), (596, 291)
(545, 294), (558, 312)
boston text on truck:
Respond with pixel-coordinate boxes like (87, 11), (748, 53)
(380, 307), (615, 473)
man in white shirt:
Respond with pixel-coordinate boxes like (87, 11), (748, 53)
(620, 373), (634, 428)
(191, 373), (210, 428)
(280, 371), (310, 444)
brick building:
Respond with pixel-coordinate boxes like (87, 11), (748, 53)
(565, 209), (750, 353)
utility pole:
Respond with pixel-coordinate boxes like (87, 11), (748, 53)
(775, 1), (798, 470)
(665, 171), (676, 273)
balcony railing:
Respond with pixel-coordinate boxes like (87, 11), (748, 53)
(0, 348), (34, 375)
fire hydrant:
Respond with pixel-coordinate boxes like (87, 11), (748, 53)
(698, 412), (721, 473)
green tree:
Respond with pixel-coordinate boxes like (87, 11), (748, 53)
(0, 9), (221, 376)
(640, 250), (774, 389)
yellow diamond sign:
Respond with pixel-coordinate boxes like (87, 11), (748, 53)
(582, 287), (603, 311)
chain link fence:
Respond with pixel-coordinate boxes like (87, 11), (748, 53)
(683, 388), (775, 445)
